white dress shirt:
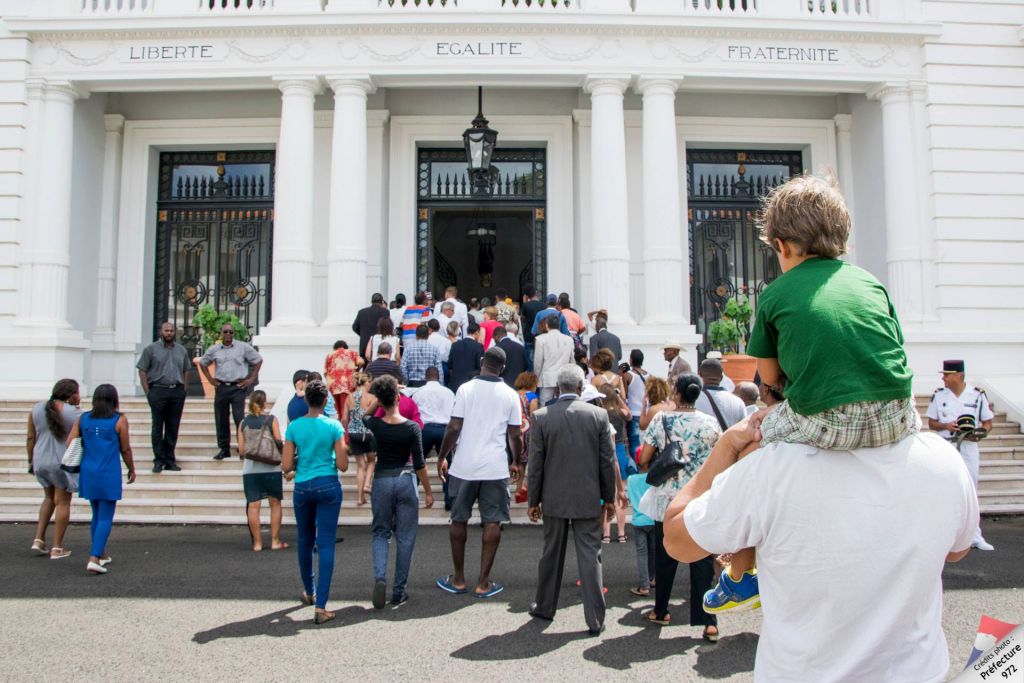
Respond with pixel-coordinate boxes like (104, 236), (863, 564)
(427, 331), (452, 363)
(434, 298), (469, 336)
(411, 381), (456, 425)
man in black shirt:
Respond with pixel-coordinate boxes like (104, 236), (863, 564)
(520, 285), (545, 370)
(495, 326), (528, 387)
(352, 293), (391, 361)
(137, 322), (191, 473)
(447, 322), (484, 393)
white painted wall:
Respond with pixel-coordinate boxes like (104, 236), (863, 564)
(922, 0), (1024, 333)
(67, 93), (107, 337)
(848, 93), (888, 286)
(0, 26), (28, 327)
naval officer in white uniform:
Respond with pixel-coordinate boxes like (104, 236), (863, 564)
(926, 359), (994, 551)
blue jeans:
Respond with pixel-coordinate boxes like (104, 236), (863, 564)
(293, 475), (342, 609)
(89, 499), (116, 558)
(371, 473), (420, 600)
(627, 416), (641, 459)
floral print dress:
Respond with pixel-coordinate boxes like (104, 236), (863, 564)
(641, 410), (721, 522)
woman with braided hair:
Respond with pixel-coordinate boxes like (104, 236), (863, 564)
(26, 379), (81, 559)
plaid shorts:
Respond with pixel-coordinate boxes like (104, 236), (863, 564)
(760, 397), (920, 450)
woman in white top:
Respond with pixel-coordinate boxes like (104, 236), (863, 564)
(365, 317), (401, 364)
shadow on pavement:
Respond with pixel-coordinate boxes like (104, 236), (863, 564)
(451, 616), (592, 660)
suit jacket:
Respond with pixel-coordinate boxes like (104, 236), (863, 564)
(533, 331), (574, 389)
(352, 305), (390, 358)
(447, 338), (483, 393)
(528, 397), (616, 519)
(589, 329), (623, 365)
(497, 337), (528, 387)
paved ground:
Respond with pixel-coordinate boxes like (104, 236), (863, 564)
(3, 517), (1023, 681)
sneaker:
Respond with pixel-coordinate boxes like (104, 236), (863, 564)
(391, 593), (408, 607)
(972, 540), (995, 551)
(163, 463), (182, 472)
(372, 580), (387, 609)
(703, 569), (761, 614)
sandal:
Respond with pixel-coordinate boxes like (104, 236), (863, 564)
(601, 536), (611, 544)
(271, 541), (289, 551)
(703, 626), (720, 642)
(50, 547), (71, 560)
(617, 535), (627, 543)
(301, 592), (316, 606)
(642, 610), (671, 626)
(313, 609), (336, 624)
(629, 587), (650, 597)
(31, 538), (48, 555)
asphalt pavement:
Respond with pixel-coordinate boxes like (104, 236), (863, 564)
(2, 517), (1023, 681)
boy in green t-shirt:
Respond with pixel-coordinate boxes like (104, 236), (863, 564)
(702, 173), (919, 615)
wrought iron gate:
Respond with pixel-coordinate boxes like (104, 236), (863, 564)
(687, 150), (803, 353)
(153, 151), (274, 357)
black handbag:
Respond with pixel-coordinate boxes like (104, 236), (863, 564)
(645, 416), (691, 488)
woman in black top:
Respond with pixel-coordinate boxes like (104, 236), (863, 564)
(361, 375), (434, 609)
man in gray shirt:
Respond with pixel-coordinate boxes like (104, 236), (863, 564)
(198, 323), (263, 460)
(137, 322), (192, 473)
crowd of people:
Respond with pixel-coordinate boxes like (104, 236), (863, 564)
(22, 173), (990, 679)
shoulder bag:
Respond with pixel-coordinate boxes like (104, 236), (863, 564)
(702, 389), (729, 431)
(645, 414), (689, 487)
(60, 437), (83, 473)
(241, 416), (282, 466)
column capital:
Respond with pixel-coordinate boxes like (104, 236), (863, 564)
(104, 113), (126, 134)
(43, 80), (86, 102)
(867, 81), (912, 103)
(25, 78), (47, 99)
(635, 76), (684, 96)
(583, 75), (631, 96)
(326, 75), (376, 96)
(833, 113), (852, 133)
(273, 76), (322, 96)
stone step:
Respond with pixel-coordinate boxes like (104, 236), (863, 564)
(0, 481), (429, 500)
(978, 489), (1024, 506)
(981, 460), (1024, 476)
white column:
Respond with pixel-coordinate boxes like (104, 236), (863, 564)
(870, 82), (925, 324)
(833, 113), (857, 258)
(17, 81), (82, 329)
(909, 82), (938, 322)
(637, 77), (686, 325)
(15, 79), (46, 322)
(94, 113), (125, 338)
(268, 77), (319, 328)
(323, 75), (375, 327)
(584, 75), (634, 326)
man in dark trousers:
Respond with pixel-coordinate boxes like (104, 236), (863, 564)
(198, 323), (263, 460)
(137, 322), (192, 473)
(352, 292), (390, 362)
(447, 321), (484, 393)
(494, 326), (528, 387)
(527, 364), (617, 636)
(520, 285), (545, 368)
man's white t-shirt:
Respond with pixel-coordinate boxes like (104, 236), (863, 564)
(411, 381), (455, 425)
(684, 432), (978, 683)
(695, 387), (748, 429)
(449, 376), (522, 481)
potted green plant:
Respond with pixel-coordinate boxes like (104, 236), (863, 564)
(708, 294), (757, 383)
(191, 305), (250, 398)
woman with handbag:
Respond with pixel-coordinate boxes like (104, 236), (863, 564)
(66, 384), (135, 575)
(27, 378), (81, 559)
(637, 373), (721, 641)
(343, 372), (376, 506)
(237, 390), (287, 552)
(282, 380), (349, 624)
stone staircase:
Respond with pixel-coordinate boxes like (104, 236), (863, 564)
(0, 396), (1021, 525)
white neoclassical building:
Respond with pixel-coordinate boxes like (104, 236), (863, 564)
(0, 0), (1022, 412)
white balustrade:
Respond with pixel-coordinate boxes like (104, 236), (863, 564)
(80, 0), (154, 13)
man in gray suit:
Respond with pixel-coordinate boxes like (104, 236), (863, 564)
(527, 364), (618, 635)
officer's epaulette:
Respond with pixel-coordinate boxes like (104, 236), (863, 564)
(932, 387), (942, 396)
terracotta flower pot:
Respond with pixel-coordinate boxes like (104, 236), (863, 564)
(193, 358), (216, 399)
(722, 353), (757, 384)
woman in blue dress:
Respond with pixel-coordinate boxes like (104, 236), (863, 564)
(67, 384), (136, 575)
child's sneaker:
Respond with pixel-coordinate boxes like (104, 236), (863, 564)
(703, 569), (760, 614)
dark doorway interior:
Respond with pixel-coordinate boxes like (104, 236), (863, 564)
(431, 208), (534, 303)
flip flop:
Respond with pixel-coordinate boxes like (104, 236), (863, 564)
(474, 581), (504, 599)
(436, 575), (467, 594)
(271, 542), (289, 551)
(643, 609), (671, 626)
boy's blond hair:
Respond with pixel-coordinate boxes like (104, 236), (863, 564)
(759, 173), (851, 259)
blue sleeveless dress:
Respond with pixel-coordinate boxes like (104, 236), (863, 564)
(79, 412), (123, 502)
